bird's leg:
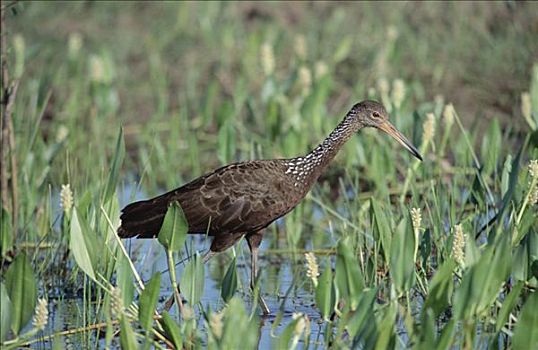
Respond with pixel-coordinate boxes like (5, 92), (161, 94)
(246, 231), (270, 315)
(165, 234), (242, 311)
(202, 250), (217, 263)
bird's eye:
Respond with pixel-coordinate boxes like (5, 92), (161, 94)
(372, 112), (381, 119)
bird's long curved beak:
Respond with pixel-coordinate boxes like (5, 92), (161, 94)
(378, 121), (423, 161)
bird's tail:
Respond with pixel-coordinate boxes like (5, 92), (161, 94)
(117, 195), (170, 239)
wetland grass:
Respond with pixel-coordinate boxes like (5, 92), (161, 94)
(1, 2), (538, 349)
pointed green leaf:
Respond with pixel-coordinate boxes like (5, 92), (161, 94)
(512, 291), (538, 350)
(158, 202), (188, 252)
(276, 317), (302, 350)
(496, 281), (524, 333)
(70, 209), (96, 280)
(221, 258), (238, 303)
(4, 253), (37, 335)
(160, 311), (182, 348)
(315, 259), (336, 320)
(346, 288), (377, 339)
(103, 127), (125, 202)
(371, 198), (392, 263)
(181, 254), (205, 305)
(1, 208), (13, 256)
(335, 238), (364, 310)
(120, 315), (138, 349)
(390, 214), (415, 293)
(116, 253), (135, 308)
(454, 233), (511, 320)
(139, 272), (161, 332)
(375, 302), (397, 350)
(423, 258), (456, 318)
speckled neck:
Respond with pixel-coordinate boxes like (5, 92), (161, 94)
(284, 114), (363, 190)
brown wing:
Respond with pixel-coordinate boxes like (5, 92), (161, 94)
(174, 160), (297, 234)
(118, 160), (300, 238)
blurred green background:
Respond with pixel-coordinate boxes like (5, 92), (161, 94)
(6, 1), (538, 190)
(2, 1), (538, 348)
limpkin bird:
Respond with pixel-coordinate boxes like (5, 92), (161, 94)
(118, 100), (422, 314)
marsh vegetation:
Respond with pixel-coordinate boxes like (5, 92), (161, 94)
(1, 2), (537, 349)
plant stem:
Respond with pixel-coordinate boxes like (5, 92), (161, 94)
(166, 249), (184, 318)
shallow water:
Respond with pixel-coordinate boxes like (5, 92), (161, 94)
(126, 236), (325, 349)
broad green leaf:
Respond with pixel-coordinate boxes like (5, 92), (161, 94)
(0, 283), (12, 342)
(423, 259), (456, 318)
(390, 214), (415, 293)
(181, 254), (205, 305)
(4, 253), (37, 335)
(138, 273), (161, 332)
(495, 281), (524, 333)
(335, 238), (364, 310)
(120, 315), (138, 349)
(315, 259), (336, 320)
(512, 291), (538, 350)
(70, 209), (96, 280)
(371, 198), (392, 263)
(103, 127), (125, 202)
(160, 311), (182, 348)
(221, 258), (238, 303)
(158, 202), (188, 252)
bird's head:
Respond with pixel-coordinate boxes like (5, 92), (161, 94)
(349, 100), (422, 161)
